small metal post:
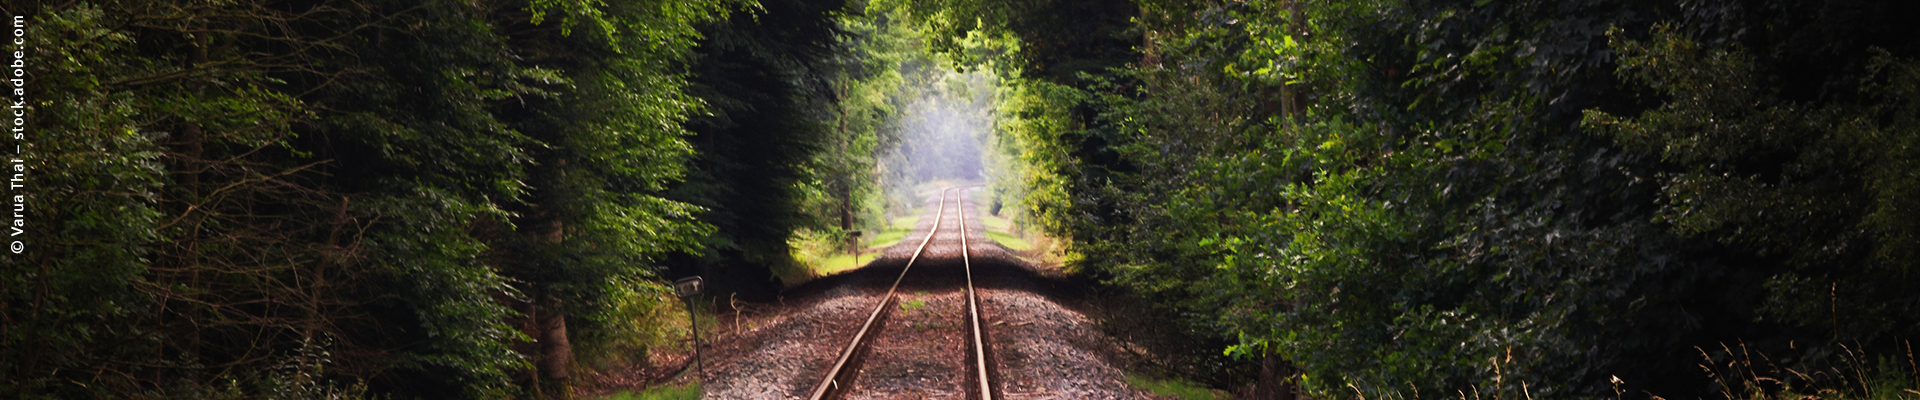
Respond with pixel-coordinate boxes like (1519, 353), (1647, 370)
(674, 276), (706, 382)
(850, 230), (863, 269)
(690, 298), (703, 380)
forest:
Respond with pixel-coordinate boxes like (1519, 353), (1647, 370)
(2, 0), (1916, 399)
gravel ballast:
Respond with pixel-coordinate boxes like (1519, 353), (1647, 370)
(687, 189), (1163, 399)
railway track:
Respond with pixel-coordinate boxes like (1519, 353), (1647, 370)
(808, 187), (995, 400)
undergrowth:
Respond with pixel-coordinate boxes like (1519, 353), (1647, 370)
(1685, 342), (1920, 400)
(790, 213), (921, 280)
(985, 230), (1031, 251)
(1127, 373), (1229, 400)
(591, 382), (700, 400)
(1346, 341), (1920, 400)
(575, 280), (688, 370)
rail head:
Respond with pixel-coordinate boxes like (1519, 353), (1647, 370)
(958, 186), (994, 400)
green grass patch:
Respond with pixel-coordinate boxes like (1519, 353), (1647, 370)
(863, 215), (920, 251)
(864, 230), (907, 251)
(889, 215), (921, 230)
(813, 252), (869, 276)
(592, 382), (700, 400)
(1125, 374), (1226, 400)
(977, 213), (1011, 231)
(900, 299), (927, 312)
(985, 230), (1032, 251)
(795, 214), (922, 278)
(971, 204), (1030, 251)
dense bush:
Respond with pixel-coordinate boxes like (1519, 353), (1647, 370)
(0, 0), (885, 398)
(899, 0), (1920, 397)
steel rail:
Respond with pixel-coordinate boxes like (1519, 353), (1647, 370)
(808, 188), (957, 400)
(959, 187), (994, 400)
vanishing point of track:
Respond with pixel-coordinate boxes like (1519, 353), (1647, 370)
(808, 187), (995, 400)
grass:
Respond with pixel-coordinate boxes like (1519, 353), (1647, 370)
(591, 382), (700, 400)
(864, 215), (920, 251)
(1126, 374), (1228, 400)
(1694, 342), (1920, 400)
(969, 203), (1034, 251)
(900, 299), (927, 312)
(813, 252), (868, 276)
(790, 214), (917, 279)
(900, 295), (944, 330)
(801, 185), (1039, 279)
(797, 215), (918, 277)
(977, 211), (1011, 231)
(985, 230), (1031, 251)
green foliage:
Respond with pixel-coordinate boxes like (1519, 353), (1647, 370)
(480, 1), (722, 396)
(982, 78), (1091, 242)
(786, 0), (926, 281)
(574, 280), (687, 368)
(680, 0), (973, 291)
(1586, 27), (1920, 343)
(6, 0), (732, 398)
(2, 5), (164, 397)
(903, 0), (1920, 398)
(665, 0), (854, 296)
(882, 0), (1135, 81)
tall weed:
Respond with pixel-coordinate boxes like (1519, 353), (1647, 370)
(1692, 342), (1920, 400)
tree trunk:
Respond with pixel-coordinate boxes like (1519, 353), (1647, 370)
(1280, 0), (1309, 122)
(835, 78), (856, 255)
(178, 25), (208, 189)
(540, 215), (573, 398)
(1250, 353), (1297, 400)
(841, 183), (854, 254)
(170, 23), (212, 387)
(539, 300), (573, 399)
(519, 300), (543, 393)
(518, 214), (574, 398)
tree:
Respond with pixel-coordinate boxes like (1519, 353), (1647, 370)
(665, 0), (850, 299)
(5, 0), (730, 398)
(899, 0), (1920, 397)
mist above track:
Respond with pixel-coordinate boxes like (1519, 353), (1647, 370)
(884, 72), (992, 185)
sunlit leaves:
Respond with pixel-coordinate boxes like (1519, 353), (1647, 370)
(528, 0), (744, 53)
